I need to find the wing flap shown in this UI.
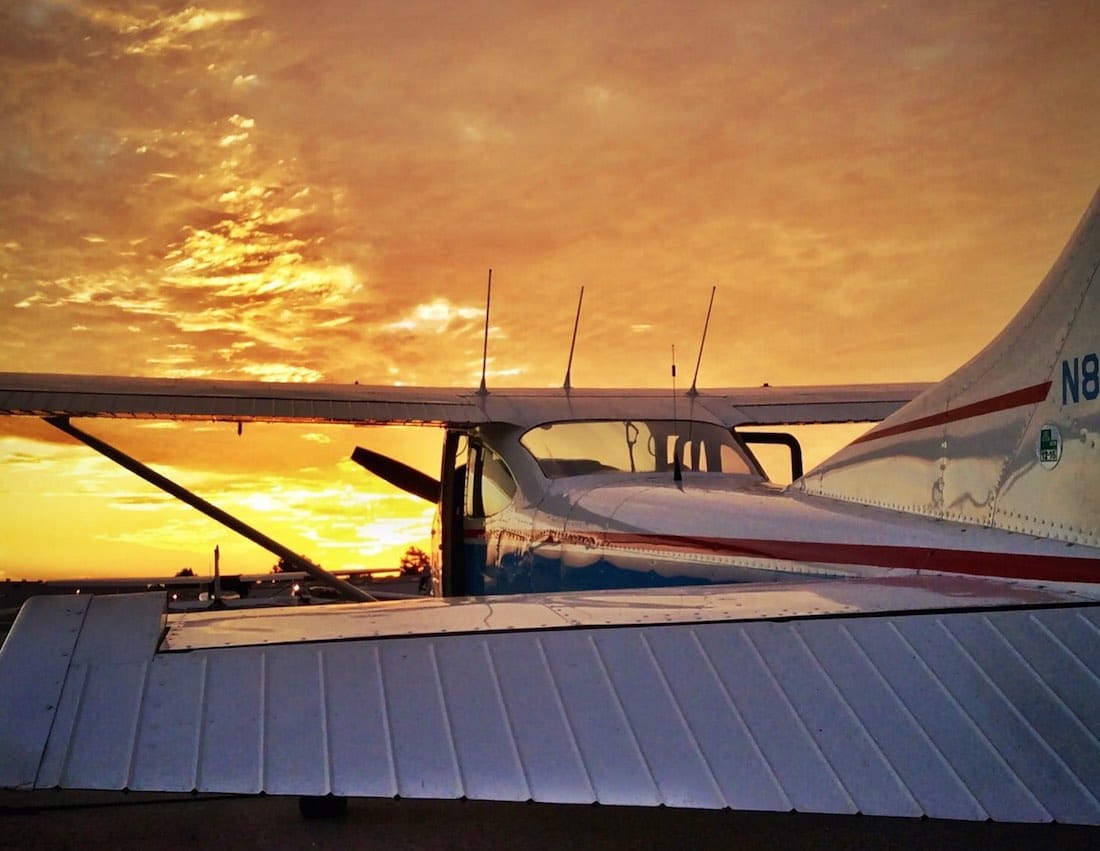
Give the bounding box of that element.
[710,382,932,426]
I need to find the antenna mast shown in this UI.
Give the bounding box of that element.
[689,285,716,396]
[563,286,585,392]
[478,268,492,395]
[672,345,682,483]
[671,344,677,417]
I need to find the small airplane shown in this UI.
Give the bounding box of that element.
[2,189,1098,598]
[1,185,1098,824]
[0,367,929,602]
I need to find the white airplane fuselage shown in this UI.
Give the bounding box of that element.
[432,415,1099,597]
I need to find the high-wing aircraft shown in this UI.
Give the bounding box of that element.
[0,359,930,600]
[2,186,1097,596]
[1,185,1099,825]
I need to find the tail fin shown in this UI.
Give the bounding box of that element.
[798,185,1100,549]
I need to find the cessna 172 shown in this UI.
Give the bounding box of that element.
[1,185,1099,824]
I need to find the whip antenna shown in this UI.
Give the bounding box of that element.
[563,286,585,392]
[672,345,682,483]
[671,344,677,418]
[689,285,716,396]
[478,268,492,395]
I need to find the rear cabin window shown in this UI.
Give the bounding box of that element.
[465,444,517,517]
[520,420,756,479]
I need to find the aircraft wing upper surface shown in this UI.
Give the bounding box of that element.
[0,372,929,428]
[3,577,1100,823]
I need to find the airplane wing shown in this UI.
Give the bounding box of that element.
[0,372,491,426]
[2,577,1099,823]
[0,372,929,427]
[704,382,933,426]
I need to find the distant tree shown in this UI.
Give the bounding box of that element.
[400,546,431,575]
[174,567,196,577]
[272,557,315,573]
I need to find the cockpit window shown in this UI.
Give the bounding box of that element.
[520,420,757,479]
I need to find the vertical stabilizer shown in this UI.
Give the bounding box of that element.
[798,186,1100,549]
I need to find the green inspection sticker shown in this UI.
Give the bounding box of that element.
[1036,424,1062,469]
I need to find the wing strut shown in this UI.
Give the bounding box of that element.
[45,416,375,603]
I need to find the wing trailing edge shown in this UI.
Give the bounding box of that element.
[0,372,927,428]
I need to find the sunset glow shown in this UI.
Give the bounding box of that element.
[1,1,1098,579]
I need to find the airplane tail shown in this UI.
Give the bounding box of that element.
[797,185,1100,550]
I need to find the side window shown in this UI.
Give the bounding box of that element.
[465,443,517,518]
[718,444,744,474]
[481,449,516,515]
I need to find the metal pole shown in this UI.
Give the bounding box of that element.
[478,268,492,395]
[46,416,374,603]
[563,286,585,392]
[689,285,716,396]
[213,545,223,604]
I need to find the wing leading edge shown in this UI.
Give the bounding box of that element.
[0,372,928,428]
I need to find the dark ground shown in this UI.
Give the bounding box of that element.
[1,790,1098,851]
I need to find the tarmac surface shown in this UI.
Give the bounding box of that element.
[1,790,1099,850]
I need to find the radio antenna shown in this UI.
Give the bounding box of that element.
[688,285,716,396]
[671,344,682,483]
[563,286,585,392]
[671,344,678,418]
[478,268,492,395]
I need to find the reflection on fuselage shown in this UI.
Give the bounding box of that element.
[441,418,800,596]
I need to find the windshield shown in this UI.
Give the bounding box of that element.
[520,420,757,479]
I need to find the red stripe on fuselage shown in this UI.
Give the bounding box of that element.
[465,527,1100,583]
[851,381,1052,445]
[600,532,1098,582]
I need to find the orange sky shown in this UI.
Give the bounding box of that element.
[1,1,1098,579]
